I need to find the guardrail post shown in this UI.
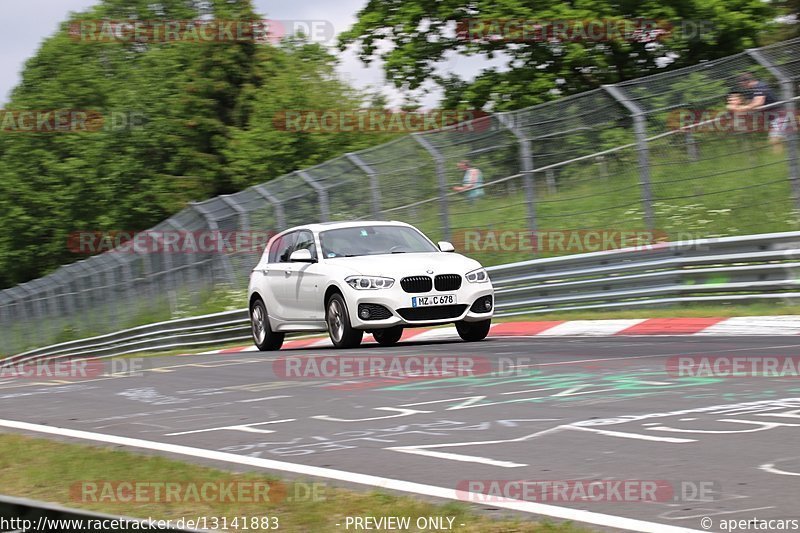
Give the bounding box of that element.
[602,84,655,231]
[297,170,330,222]
[747,48,800,215]
[190,202,237,286]
[496,113,537,255]
[253,184,286,231]
[346,152,382,218]
[412,133,451,241]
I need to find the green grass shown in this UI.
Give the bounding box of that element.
[411,134,799,267]
[0,434,592,533]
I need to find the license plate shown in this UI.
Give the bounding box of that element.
[411,294,456,307]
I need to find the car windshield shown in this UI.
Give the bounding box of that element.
[319,225,438,258]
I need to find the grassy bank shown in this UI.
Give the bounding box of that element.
[0,434,589,533]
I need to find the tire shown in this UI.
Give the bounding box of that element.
[455,319,491,342]
[373,326,403,347]
[326,293,363,349]
[250,298,285,351]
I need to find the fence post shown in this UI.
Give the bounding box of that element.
[0,293,10,355]
[190,202,237,286]
[90,258,119,335]
[107,254,134,330]
[49,269,72,318]
[346,152,382,218]
[297,171,330,222]
[165,218,193,311]
[11,285,31,354]
[72,259,92,322]
[253,184,286,231]
[747,48,800,215]
[412,133,451,241]
[496,113,537,254]
[602,84,655,231]
[4,287,27,354]
[219,194,250,231]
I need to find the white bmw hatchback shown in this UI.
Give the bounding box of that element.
[248,221,494,350]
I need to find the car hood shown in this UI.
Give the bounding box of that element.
[324,252,482,277]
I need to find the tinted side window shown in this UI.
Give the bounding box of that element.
[293,231,317,260]
[268,232,296,263]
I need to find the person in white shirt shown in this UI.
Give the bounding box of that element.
[453,160,485,202]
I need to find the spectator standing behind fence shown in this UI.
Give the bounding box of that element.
[727,72,785,154]
[453,160,485,202]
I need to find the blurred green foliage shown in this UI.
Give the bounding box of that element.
[340,0,779,110]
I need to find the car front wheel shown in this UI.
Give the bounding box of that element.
[326,293,363,349]
[251,299,285,351]
[455,319,491,342]
[373,326,403,346]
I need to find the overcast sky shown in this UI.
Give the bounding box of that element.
[0,0,499,107]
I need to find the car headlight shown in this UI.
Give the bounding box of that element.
[465,268,489,283]
[346,276,395,290]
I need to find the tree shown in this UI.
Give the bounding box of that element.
[339,0,778,111]
[224,39,397,190]
[0,0,390,287]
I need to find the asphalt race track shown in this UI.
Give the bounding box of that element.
[2,335,800,533]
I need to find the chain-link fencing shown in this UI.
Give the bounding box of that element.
[3,38,800,355]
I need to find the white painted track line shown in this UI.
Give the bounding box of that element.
[0,418,703,533]
[697,315,800,335]
[407,326,459,343]
[534,319,647,336]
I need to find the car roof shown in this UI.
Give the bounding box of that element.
[280,220,412,234]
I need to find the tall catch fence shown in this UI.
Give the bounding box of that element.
[3,38,800,355]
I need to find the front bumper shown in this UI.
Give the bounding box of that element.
[343,282,494,329]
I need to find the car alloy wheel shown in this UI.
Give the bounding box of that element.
[326,293,363,348]
[250,299,285,351]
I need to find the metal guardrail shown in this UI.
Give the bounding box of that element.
[0,494,201,532]
[4,230,800,364]
[3,309,251,367]
[490,231,800,315]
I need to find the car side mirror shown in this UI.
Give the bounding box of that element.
[438,241,455,252]
[289,249,315,263]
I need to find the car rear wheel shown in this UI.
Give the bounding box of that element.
[251,299,285,351]
[326,293,363,349]
[455,319,491,342]
[373,326,403,346]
